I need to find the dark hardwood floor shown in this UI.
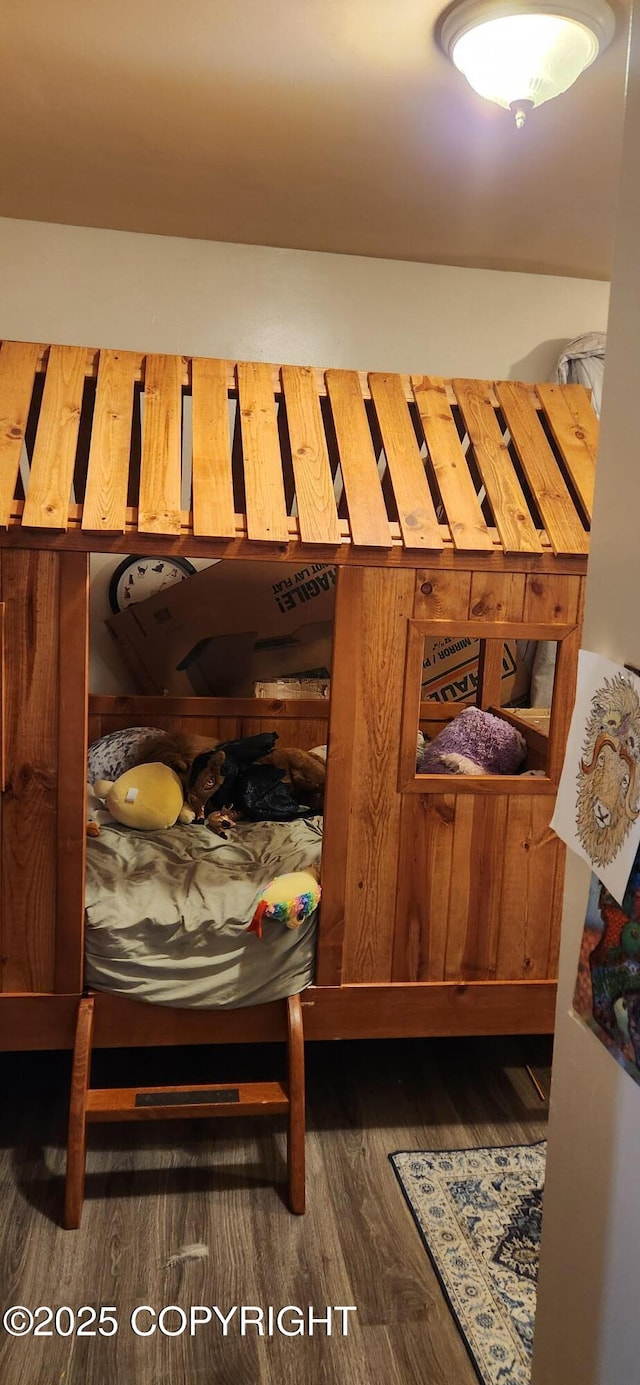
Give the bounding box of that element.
[0,1034,551,1385]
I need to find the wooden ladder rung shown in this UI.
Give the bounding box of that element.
[86,1081,289,1122]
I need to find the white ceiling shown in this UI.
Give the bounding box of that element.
[0,0,630,279]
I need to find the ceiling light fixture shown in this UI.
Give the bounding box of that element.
[440,0,615,128]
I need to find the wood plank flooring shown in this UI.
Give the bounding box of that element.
[0,1035,551,1385]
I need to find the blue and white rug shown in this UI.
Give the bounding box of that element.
[390,1143,546,1385]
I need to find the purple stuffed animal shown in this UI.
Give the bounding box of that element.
[419,706,527,776]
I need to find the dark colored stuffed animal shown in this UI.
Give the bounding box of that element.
[135,729,323,826]
[258,746,325,813]
[187,733,312,824]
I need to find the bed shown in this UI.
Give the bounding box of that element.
[84,815,322,1008]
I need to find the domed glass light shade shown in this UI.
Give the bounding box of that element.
[440,0,615,126]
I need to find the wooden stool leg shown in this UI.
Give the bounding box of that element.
[63,996,95,1229]
[286,993,305,1214]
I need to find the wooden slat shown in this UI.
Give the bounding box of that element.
[0,341,42,527]
[22,345,87,529]
[0,599,4,793]
[236,361,289,543]
[138,353,183,534]
[496,381,589,556]
[496,796,560,979]
[453,378,542,553]
[339,568,415,981]
[476,639,505,709]
[316,568,364,986]
[443,796,476,979]
[82,349,139,532]
[547,623,581,782]
[368,373,443,549]
[411,376,493,551]
[557,383,599,460]
[445,796,509,981]
[55,554,88,993]
[392,795,455,982]
[325,370,392,548]
[535,381,597,519]
[191,357,236,539]
[1,552,59,992]
[280,365,340,545]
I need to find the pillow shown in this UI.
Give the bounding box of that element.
[88,726,164,786]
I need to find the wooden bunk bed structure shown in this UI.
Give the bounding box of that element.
[0,340,596,1061]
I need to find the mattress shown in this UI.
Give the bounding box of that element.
[85,816,322,1009]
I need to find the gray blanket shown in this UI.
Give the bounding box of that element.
[85,817,322,1009]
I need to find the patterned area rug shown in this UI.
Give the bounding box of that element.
[390,1143,546,1385]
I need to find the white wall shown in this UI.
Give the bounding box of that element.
[0,216,609,382]
[532,14,640,1385]
[0,215,611,692]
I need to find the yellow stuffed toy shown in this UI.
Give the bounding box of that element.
[93,763,196,832]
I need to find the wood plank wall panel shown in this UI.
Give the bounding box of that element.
[1,551,59,991]
[469,572,526,622]
[444,796,509,980]
[336,567,415,983]
[392,794,455,981]
[496,381,589,556]
[522,573,581,625]
[55,553,88,993]
[241,717,328,751]
[0,340,41,527]
[476,640,506,709]
[82,350,140,532]
[88,714,244,743]
[315,568,365,986]
[138,354,183,534]
[237,362,289,543]
[453,378,541,554]
[495,796,560,979]
[281,366,341,546]
[547,622,581,783]
[22,345,87,529]
[393,790,562,984]
[536,382,597,518]
[0,601,5,792]
[414,569,472,619]
[411,376,493,552]
[191,357,236,539]
[368,372,443,550]
[325,370,393,548]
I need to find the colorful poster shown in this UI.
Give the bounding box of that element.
[551,651,640,905]
[573,848,640,1086]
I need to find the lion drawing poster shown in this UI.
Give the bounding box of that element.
[551,651,640,905]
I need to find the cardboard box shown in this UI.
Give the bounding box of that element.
[107,560,336,696]
[421,636,531,706]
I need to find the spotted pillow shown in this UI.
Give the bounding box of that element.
[87,727,164,786]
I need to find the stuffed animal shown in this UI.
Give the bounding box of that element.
[419,707,527,776]
[92,763,196,831]
[258,746,326,812]
[248,869,322,939]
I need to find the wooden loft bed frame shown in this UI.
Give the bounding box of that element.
[0,340,596,1053]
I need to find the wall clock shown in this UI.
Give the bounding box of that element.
[108,555,197,614]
